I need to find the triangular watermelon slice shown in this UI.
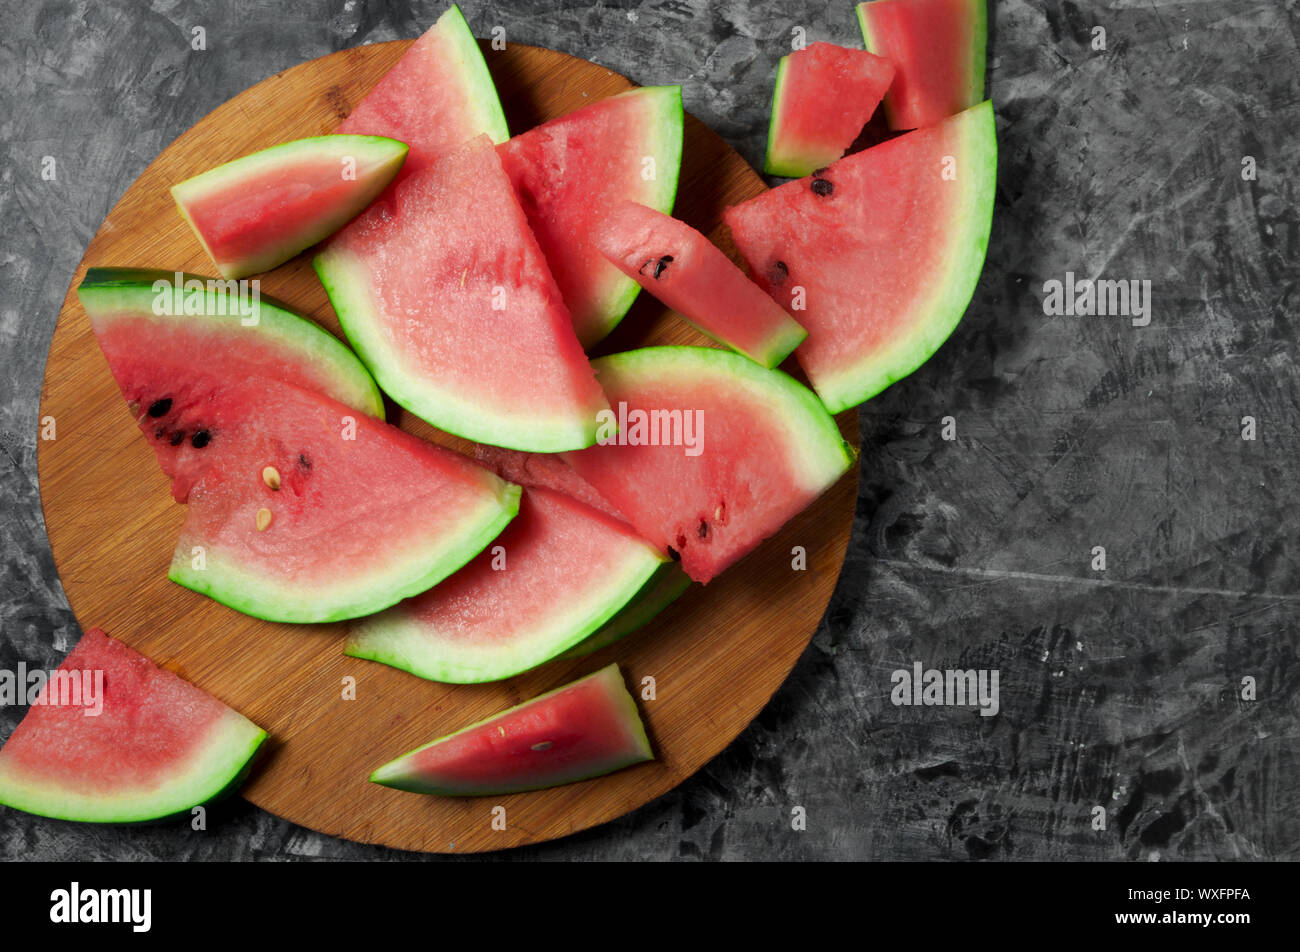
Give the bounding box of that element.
[0,629,266,823]
[497,86,684,347]
[315,134,610,452]
[80,269,521,623]
[347,486,666,683]
[724,100,997,414]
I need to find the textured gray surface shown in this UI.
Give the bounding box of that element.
[1,0,1298,860]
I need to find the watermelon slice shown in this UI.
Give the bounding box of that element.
[765,42,895,178]
[315,134,610,452]
[497,86,684,347]
[170,135,408,279]
[591,201,807,368]
[335,3,508,173]
[0,629,266,823]
[370,663,652,795]
[347,487,666,683]
[80,269,522,623]
[856,0,987,131]
[560,561,692,659]
[724,101,996,414]
[563,347,854,584]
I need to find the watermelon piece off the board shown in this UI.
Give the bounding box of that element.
[765,42,895,178]
[335,3,508,174]
[170,135,408,279]
[591,201,807,369]
[856,0,987,131]
[724,101,997,414]
[370,664,652,796]
[80,269,521,623]
[497,86,684,347]
[0,629,266,823]
[315,134,610,452]
[347,487,666,683]
[564,347,855,584]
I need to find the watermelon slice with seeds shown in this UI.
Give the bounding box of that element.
[764,42,895,178]
[563,346,855,584]
[347,486,666,683]
[170,135,408,279]
[498,86,684,347]
[80,268,521,623]
[0,628,266,823]
[315,134,610,452]
[856,0,987,131]
[370,663,653,796]
[725,101,996,414]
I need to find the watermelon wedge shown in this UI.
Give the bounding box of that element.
[856,0,987,131]
[765,42,895,178]
[315,134,610,452]
[563,347,855,584]
[724,101,996,414]
[335,3,508,172]
[370,664,653,795]
[80,269,522,623]
[0,629,266,823]
[560,561,692,658]
[347,487,666,683]
[591,201,807,368]
[170,135,408,279]
[497,86,684,347]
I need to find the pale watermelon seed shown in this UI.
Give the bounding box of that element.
[256,508,273,531]
[262,466,281,491]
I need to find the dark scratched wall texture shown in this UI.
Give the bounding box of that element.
[1,0,1297,860]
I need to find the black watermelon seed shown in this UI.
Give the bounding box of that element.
[190,430,211,449]
[298,453,311,470]
[638,258,657,276]
[767,260,789,285]
[697,520,709,539]
[811,167,828,178]
[153,426,165,439]
[169,430,185,446]
[652,255,674,279]
[811,178,834,197]
[666,545,681,562]
[147,398,172,418]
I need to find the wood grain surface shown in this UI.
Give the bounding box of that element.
[36,39,860,853]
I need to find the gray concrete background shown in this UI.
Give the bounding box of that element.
[1,0,1298,860]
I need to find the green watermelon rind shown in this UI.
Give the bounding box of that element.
[170,135,410,280]
[856,0,987,131]
[582,85,686,345]
[559,561,692,659]
[369,663,653,796]
[439,3,510,145]
[814,100,997,413]
[345,522,667,683]
[0,711,266,824]
[77,267,385,421]
[168,481,523,625]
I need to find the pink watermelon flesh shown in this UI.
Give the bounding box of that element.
[335,4,508,176]
[856,0,986,131]
[315,134,610,453]
[724,101,997,414]
[591,201,807,369]
[347,486,665,683]
[0,629,266,823]
[171,136,408,279]
[563,347,854,584]
[765,42,895,178]
[472,443,626,523]
[497,86,684,347]
[370,663,653,795]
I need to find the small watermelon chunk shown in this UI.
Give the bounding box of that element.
[315,134,610,452]
[335,4,508,173]
[497,86,684,347]
[765,42,895,178]
[171,136,408,279]
[347,487,666,683]
[856,0,987,131]
[0,629,266,823]
[591,201,807,368]
[725,101,996,413]
[563,347,854,584]
[370,664,652,796]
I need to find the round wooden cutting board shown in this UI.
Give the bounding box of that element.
[36,39,860,853]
